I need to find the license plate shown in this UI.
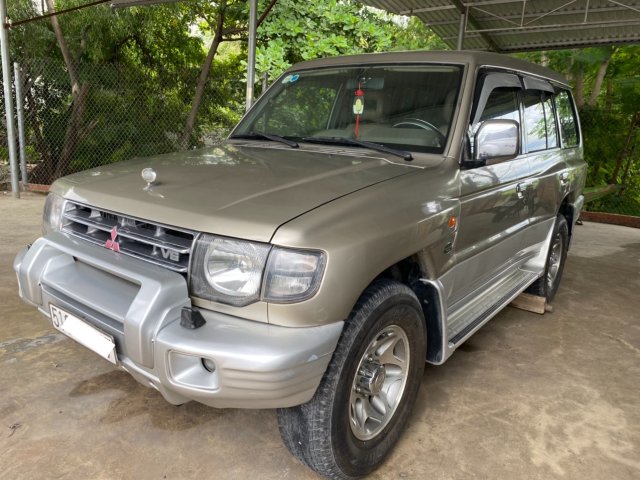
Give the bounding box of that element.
[49,304,117,365]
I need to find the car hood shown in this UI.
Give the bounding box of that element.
[55,142,417,242]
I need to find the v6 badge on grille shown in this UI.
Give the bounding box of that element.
[160,248,180,262]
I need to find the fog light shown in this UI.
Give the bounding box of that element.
[201,358,216,373]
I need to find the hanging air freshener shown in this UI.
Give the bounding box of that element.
[353,82,364,138]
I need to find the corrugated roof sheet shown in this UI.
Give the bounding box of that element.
[360,0,640,51]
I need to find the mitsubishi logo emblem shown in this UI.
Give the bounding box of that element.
[105,227,121,253]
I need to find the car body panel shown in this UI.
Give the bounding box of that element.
[452,156,532,308]
[270,159,460,327]
[53,143,416,243]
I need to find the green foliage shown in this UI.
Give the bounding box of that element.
[4,0,450,180]
[258,81,338,137]
[255,0,447,80]
[579,110,626,183]
[5,0,244,181]
[387,16,447,52]
[517,46,640,215]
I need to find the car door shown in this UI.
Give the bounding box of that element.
[521,81,575,252]
[450,72,531,309]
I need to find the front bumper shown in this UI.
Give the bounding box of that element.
[14,232,343,408]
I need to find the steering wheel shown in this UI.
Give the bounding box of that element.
[392,118,446,146]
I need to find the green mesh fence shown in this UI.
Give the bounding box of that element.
[1,57,245,187]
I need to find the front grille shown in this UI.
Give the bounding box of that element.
[62,201,196,273]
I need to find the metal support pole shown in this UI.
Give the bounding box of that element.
[0,0,19,198]
[14,62,27,185]
[456,10,468,50]
[245,0,257,111]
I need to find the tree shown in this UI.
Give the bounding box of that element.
[7,0,216,182]
[179,0,278,148]
[520,46,640,214]
[44,0,95,180]
[255,0,447,82]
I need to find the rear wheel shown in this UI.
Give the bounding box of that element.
[527,214,569,302]
[277,279,426,479]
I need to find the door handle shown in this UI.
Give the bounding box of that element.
[560,171,569,186]
[516,182,528,199]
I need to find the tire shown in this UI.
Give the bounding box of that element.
[526,214,569,302]
[277,279,427,479]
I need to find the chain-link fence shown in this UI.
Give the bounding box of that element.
[1,56,245,188]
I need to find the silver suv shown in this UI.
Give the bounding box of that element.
[15,51,586,479]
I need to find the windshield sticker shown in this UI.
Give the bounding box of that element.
[282,74,300,84]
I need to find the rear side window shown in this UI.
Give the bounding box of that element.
[522,91,558,152]
[543,96,558,149]
[555,90,579,148]
[522,92,546,152]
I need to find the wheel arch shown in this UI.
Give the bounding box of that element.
[558,193,576,242]
[372,253,446,364]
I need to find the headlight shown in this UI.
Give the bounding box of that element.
[42,193,66,235]
[191,234,271,306]
[191,235,326,306]
[262,247,325,303]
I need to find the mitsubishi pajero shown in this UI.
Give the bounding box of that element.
[15,51,586,479]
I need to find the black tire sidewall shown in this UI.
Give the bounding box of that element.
[545,215,569,302]
[329,286,426,477]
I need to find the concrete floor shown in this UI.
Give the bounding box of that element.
[1,192,639,480]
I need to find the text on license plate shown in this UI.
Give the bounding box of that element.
[49,304,117,365]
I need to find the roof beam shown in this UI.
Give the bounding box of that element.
[450,0,502,51]
[465,18,640,35]
[399,5,456,14]
[500,36,640,52]
[419,4,640,27]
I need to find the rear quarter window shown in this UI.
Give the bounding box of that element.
[522,91,547,152]
[555,90,579,148]
[522,90,558,152]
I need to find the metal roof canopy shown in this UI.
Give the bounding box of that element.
[360,0,640,52]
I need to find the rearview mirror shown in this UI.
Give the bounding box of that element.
[346,77,385,90]
[474,120,519,165]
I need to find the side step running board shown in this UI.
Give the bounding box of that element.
[447,269,539,348]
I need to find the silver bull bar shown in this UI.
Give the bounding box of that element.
[14,232,343,408]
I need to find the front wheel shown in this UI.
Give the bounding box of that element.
[277,279,426,479]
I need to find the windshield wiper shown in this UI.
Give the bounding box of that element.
[230,131,299,148]
[301,136,412,161]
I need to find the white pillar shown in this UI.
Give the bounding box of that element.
[245,0,257,111]
[457,10,468,51]
[0,0,19,197]
[14,62,27,185]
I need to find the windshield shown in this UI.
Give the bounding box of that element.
[233,64,463,154]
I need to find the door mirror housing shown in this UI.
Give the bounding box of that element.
[472,120,519,166]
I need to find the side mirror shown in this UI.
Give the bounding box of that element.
[474,119,519,165]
